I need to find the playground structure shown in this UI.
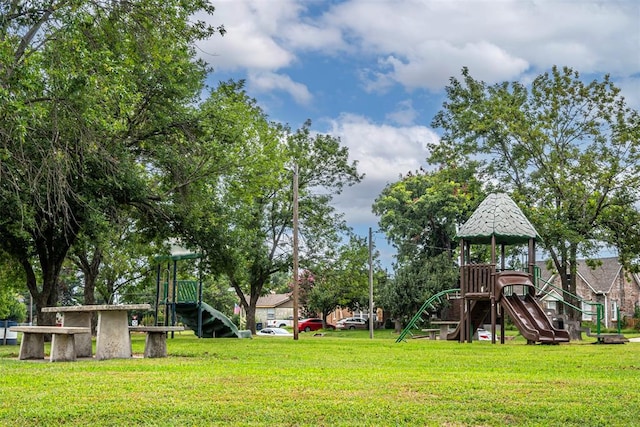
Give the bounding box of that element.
[154,251,250,339]
[398,193,572,344]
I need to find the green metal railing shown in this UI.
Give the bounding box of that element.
[396,288,461,343]
[162,280,199,304]
[533,267,604,335]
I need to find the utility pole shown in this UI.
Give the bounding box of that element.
[369,227,374,339]
[292,164,300,340]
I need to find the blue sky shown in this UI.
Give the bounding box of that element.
[196,0,640,269]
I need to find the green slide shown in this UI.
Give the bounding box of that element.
[175,301,250,338]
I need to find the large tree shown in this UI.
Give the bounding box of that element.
[429,66,640,323]
[305,234,375,326]
[0,1,224,324]
[373,166,483,328]
[67,214,163,307]
[374,166,483,262]
[174,82,363,334]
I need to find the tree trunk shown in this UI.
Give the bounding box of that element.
[229,264,270,335]
[248,288,262,334]
[244,306,256,333]
[76,247,101,333]
[394,319,402,334]
[81,247,101,306]
[232,281,258,334]
[22,258,60,326]
[564,320,582,341]
[566,244,579,322]
[322,309,330,329]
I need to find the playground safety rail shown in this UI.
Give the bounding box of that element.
[396,288,461,343]
[533,269,604,335]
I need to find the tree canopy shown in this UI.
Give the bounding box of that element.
[304,234,376,324]
[171,82,363,333]
[373,166,483,262]
[0,0,224,323]
[429,66,640,320]
[373,166,483,326]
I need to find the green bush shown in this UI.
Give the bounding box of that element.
[0,293,26,322]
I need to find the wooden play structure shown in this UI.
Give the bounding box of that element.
[453,193,569,344]
[397,193,570,344]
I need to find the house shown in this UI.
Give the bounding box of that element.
[242,293,294,327]
[237,289,387,329]
[536,257,640,328]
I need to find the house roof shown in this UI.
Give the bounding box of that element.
[255,293,292,308]
[577,258,623,294]
[536,257,624,294]
[457,193,539,245]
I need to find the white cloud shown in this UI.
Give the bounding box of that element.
[195,1,297,71]
[201,0,639,93]
[281,20,346,52]
[617,76,640,110]
[374,40,529,91]
[248,71,313,106]
[326,113,439,225]
[323,0,639,89]
[386,99,419,126]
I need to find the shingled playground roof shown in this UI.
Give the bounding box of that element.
[457,193,540,245]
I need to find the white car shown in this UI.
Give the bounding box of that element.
[256,327,293,337]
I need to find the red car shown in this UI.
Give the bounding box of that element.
[298,318,334,332]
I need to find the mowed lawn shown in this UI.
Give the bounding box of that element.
[0,330,638,426]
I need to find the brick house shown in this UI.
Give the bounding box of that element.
[536,257,640,328]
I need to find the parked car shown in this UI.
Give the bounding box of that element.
[256,327,293,337]
[266,316,301,328]
[336,317,368,330]
[298,318,334,332]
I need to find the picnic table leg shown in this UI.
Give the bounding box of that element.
[144,332,168,358]
[439,325,449,340]
[61,312,92,358]
[18,333,45,360]
[50,334,77,362]
[96,311,133,360]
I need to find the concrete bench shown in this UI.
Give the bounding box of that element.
[129,326,184,358]
[580,327,628,344]
[11,326,91,362]
[420,328,440,340]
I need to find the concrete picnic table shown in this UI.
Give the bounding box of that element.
[430,320,460,340]
[42,304,151,360]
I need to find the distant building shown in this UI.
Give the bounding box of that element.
[536,257,640,328]
[239,292,383,329]
[240,293,293,327]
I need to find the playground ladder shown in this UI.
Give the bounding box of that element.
[396,288,461,343]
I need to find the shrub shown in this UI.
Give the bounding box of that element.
[0,293,27,322]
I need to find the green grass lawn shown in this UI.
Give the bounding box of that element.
[0,329,638,426]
